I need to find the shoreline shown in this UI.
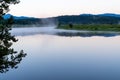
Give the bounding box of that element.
[57,24,120,32]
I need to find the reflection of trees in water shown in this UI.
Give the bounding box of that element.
[0,0,26,73]
[56,32,119,37]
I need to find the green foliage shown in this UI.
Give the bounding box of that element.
[58,24,120,31]
[0,0,26,73]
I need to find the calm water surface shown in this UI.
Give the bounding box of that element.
[1,27,120,80]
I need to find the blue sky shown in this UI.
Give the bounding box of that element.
[9,0,120,18]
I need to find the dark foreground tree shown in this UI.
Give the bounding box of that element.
[0,0,26,73]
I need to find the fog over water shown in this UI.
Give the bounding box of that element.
[11,25,120,37]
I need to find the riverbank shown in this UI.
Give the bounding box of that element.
[57,24,120,31]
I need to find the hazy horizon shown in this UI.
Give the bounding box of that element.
[8,0,120,18]
[6,13,120,19]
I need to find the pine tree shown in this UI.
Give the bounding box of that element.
[0,0,26,73]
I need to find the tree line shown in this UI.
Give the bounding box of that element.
[12,14,120,26]
[56,15,120,25]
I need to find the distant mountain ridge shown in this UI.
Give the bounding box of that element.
[97,13,120,17]
[3,14,37,19]
[55,13,120,25]
[3,13,120,25]
[3,13,120,19]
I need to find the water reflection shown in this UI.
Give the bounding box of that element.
[0,27,26,73]
[0,49,26,73]
[56,32,119,37]
[1,33,120,80]
[11,27,120,37]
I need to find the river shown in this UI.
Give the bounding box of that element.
[1,26,120,80]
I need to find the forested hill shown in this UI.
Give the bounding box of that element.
[55,13,120,25]
[4,13,120,25]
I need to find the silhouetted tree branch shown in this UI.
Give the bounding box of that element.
[0,0,26,73]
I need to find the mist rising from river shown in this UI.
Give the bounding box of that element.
[10,26,120,37]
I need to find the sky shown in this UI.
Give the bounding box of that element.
[9,0,120,18]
